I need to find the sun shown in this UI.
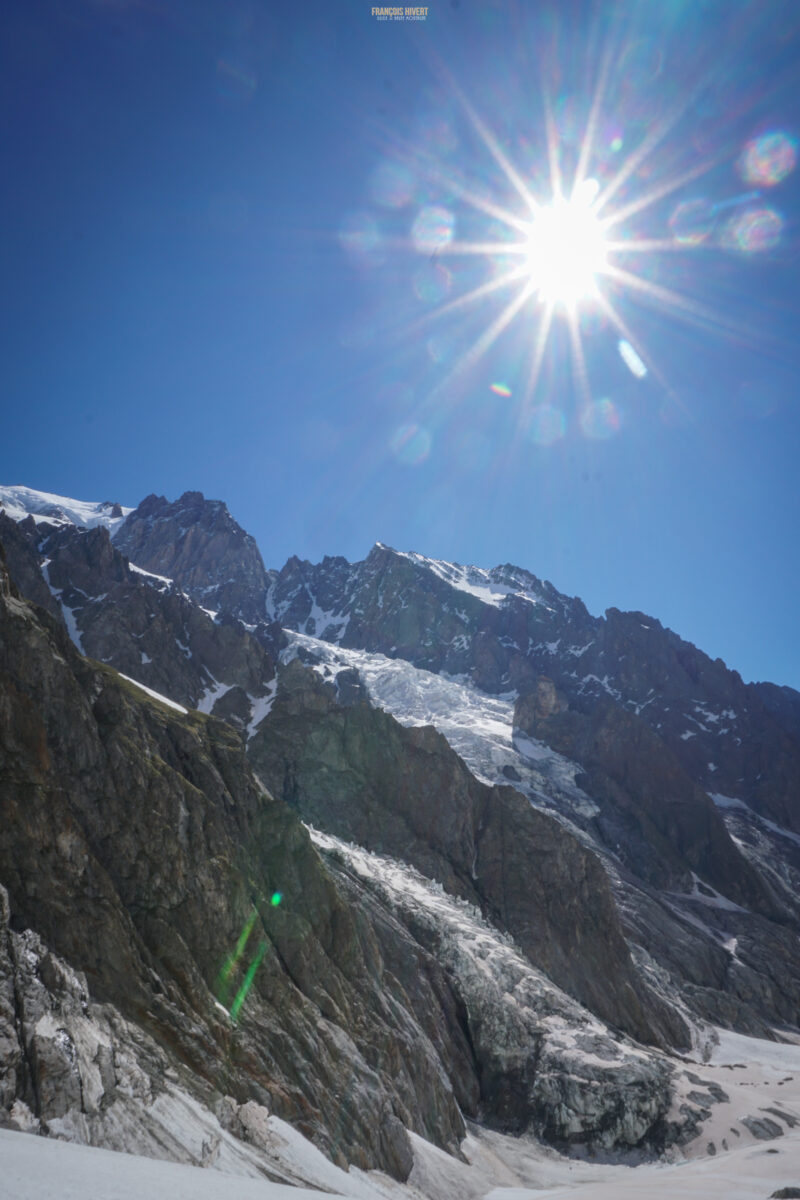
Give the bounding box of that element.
[372,52,785,431]
[523,178,608,311]
[385,66,739,412]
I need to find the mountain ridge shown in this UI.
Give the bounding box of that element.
[2,481,800,1189]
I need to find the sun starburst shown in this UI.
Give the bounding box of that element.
[338,34,797,468]
[369,52,791,444]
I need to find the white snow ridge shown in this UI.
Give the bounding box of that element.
[0,485,132,533]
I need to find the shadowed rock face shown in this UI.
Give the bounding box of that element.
[0,513,62,620]
[113,491,271,625]
[514,677,569,728]
[0,511,277,728]
[0,545,471,1179]
[516,692,785,915]
[250,659,688,1051]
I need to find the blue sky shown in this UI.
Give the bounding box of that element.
[2,0,800,689]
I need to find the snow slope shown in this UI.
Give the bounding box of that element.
[0,485,131,533]
[388,546,553,610]
[117,673,188,714]
[0,1128,379,1200]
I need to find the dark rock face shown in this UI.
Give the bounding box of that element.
[250,660,688,1052]
[3,516,276,729]
[514,677,569,731]
[0,512,61,620]
[525,695,782,914]
[258,543,800,1039]
[0,549,470,1177]
[114,491,271,625]
[318,837,678,1153]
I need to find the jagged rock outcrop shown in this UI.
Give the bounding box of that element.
[0,881,412,1186]
[513,677,569,730]
[0,513,276,728]
[113,491,271,624]
[318,834,679,1152]
[0,512,61,620]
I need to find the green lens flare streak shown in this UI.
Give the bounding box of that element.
[215,905,259,1004]
[215,893,282,1014]
[230,940,268,1023]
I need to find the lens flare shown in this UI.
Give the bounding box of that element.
[738,131,798,187]
[229,940,267,1023]
[721,207,783,253]
[618,340,647,379]
[411,206,455,253]
[385,47,772,443]
[668,197,715,245]
[580,398,621,439]
[216,906,259,1005]
[527,406,566,446]
[390,423,432,465]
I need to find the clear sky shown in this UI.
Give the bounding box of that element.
[2,0,800,689]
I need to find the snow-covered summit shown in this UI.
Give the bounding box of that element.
[0,485,131,534]
[376,543,551,609]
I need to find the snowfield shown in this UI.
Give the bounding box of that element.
[0,1127,371,1200]
[0,485,132,533]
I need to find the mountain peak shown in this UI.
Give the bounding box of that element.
[114,491,269,623]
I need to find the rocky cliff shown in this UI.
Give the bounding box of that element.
[0,546,466,1176]
[0,534,699,1179]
